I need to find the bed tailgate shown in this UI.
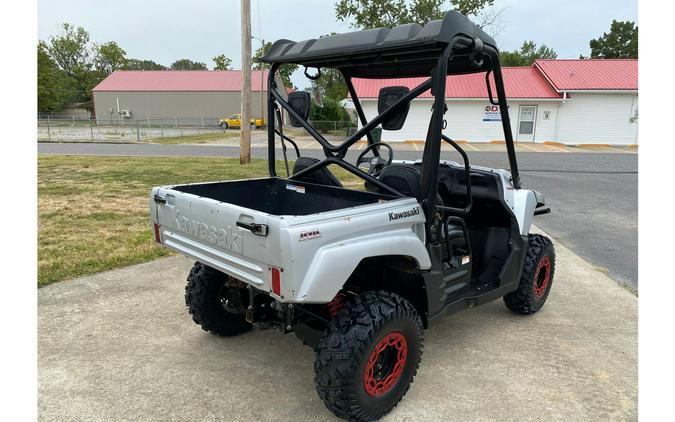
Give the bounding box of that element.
[150,186,284,290]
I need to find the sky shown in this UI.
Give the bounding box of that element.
[37,0,637,89]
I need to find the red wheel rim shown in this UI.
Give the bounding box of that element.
[364,332,408,397]
[533,255,552,299]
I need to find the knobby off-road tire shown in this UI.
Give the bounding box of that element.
[504,234,556,314]
[185,262,252,336]
[314,291,423,422]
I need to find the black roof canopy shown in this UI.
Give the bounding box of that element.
[261,11,498,78]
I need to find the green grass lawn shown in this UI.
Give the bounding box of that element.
[38,155,360,286]
[149,131,239,144]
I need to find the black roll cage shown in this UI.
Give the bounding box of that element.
[265,36,521,231]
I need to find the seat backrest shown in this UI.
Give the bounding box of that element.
[377,164,421,197]
[291,157,343,187]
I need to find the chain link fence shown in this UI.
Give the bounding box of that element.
[37,114,357,143]
[37,116,232,143]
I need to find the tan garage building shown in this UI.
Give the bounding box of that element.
[92,70,287,126]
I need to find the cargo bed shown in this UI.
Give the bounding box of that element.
[150,177,426,301]
[171,177,394,216]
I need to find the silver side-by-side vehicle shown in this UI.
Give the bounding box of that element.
[149,11,556,422]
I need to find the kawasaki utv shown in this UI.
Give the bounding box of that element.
[149,10,555,421]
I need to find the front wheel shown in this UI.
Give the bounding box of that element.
[504,234,556,314]
[314,291,423,421]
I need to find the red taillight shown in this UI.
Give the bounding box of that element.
[271,267,281,296]
[153,223,162,244]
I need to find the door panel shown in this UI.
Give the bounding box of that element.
[517,106,537,142]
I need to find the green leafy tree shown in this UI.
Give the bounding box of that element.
[335,0,495,29]
[125,59,167,70]
[44,23,94,103]
[94,41,128,74]
[309,97,351,126]
[589,20,638,59]
[253,41,298,89]
[38,41,72,112]
[453,0,495,16]
[170,59,208,70]
[212,54,233,70]
[500,41,558,66]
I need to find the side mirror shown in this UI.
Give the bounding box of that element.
[287,91,311,127]
[378,86,410,131]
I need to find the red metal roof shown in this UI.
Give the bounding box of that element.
[92,70,270,92]
[351,67,561,99]
[534,59,638,91]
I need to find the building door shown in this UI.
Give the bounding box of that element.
[517,105,538,142]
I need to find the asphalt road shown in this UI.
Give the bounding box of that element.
[38,143,638,289]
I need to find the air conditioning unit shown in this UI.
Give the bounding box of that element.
[120,110,132,118]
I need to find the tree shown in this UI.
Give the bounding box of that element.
[309,96,351,127]
[44,23,94,103]
[213,54,233,70]
[125,59,167,70]
[500,41,558,66]
[45,23,92,78]
[589,20,638,59]
[94,41,128,74]
[253,41,298,89]
[170,59,208,70]
[335,0,495,29]
[313,68,349,102]
[38,42,72,112]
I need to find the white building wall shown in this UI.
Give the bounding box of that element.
[555,93,638,145]
[360,99,561,143]
[358,93,638,145]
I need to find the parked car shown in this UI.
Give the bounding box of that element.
[218,113,264,129]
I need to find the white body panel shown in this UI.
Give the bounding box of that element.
[150,185,429,304]
[149,162,539,304]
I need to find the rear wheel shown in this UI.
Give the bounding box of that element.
[314,291,423,421]
[185,262,252,336]
[504,234,556,314]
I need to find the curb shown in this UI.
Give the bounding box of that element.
[574,143,612,148]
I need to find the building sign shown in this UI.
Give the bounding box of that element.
[483,105,506,121]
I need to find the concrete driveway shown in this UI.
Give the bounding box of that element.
[38,232,637,421]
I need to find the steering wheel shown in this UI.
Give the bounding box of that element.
[356,142,394,177]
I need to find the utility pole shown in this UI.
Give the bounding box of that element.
[240,0,252,164]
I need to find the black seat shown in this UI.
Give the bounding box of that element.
[376,164,421,197]
[292,157,342,187]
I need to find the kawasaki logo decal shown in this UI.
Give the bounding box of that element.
[388,207,420,221]
[174,212,243,253]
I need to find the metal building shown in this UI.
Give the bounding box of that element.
[348,59,638,145]
[92,70,286,125]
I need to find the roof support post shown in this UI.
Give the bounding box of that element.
[267,63,279,177]
[419,45,453,238]
[487,47,521,189]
